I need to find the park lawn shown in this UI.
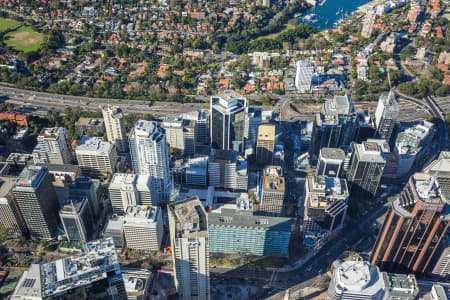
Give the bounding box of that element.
[4,26,43,53]
[257,20,298,40]
[0,17,20,32]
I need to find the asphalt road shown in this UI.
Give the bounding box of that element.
[0,85,208,117]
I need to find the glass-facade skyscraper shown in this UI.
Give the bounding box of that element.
[210,93,247,153]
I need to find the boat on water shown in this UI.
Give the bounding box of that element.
[318,0,326,6]
[303,13,318,22]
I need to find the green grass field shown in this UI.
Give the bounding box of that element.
[4,26,43,53]
[0,17,20,32]
[257,20,298,40]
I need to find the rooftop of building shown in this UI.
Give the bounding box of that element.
[211,91,246,111]
[6,153,34,166]
[333,260,384,295]
[411,173,445,204]
[209,207,291,231]
[257,124,276,140]
[396,121,435,154]
[424,151,450,177]
[39,127,65,139]
[13,264,41,298]
[75,117,104,126]
[307,175,349,199]
[180,109,208,121]
[262,166,285,193]
[382,272,418,299]
[123,205,160,226]
[168,196,208,237]
[366,139,390,154]
[162,116,190,128]
[39,238,118,297]
[109,173,152,191]
[70,176,97,190]
[0,176,16,198]
[122,269,152,298]
[60,197,87,214]
[356,142,386,163]
[102,105,123,119]
[378,90,399,111]
[133,120,164,140]
[321,95,354,117]
[15,166,47,189]
[320,147,346,161]
[104,217,124,234]
[76,136,114,155]
[36,164,79,176]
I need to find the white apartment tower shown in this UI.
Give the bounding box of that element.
[108,173,156,215]
[32,127,73,165]
[123,205,163,252]
[75,136,118,179]
[129,120,172,203]
[295,60,315,93]
[102,105,128,153]
[168,197,210,300]
[361,10,377,39]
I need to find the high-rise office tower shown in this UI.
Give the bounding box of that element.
[245,107,262,146]
[59,197,94,242]
[361,10,376,38]
[310,95,356,161]
[355,110,376,143]
[370,173,449,275]
[32,127,73,165]
[374,90,399,144]
[316,148,346,178]
[101,105,128,153]
[395,120,435,177]
[208,149,248,191]
[75,136,118,179]
[431,237,449,281]
[168,197,210,300]
[129,120,171,203]
[210,92,247,152]
[12,238,127,300]
[347,141,386,198]
[326,260,385,300]
[0,176,27,235]
[209,205,291,257]
[162,117,196,155]
[256,124,276,165]
[69,176,100,218]
[303,175,349,234]
[259,165,285,216]
[12,166,60,240]
[122,205,164,252]
[424,151,450,200]
[181,110,210,145]
[108,173,156,215]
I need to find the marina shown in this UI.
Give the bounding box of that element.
[299,0,372,30]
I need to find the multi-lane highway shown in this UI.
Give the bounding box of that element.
[0,85,208,117]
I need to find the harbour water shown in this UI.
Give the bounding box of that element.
[299,0,372,30]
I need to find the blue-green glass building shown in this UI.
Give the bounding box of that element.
[209,208,291,257]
